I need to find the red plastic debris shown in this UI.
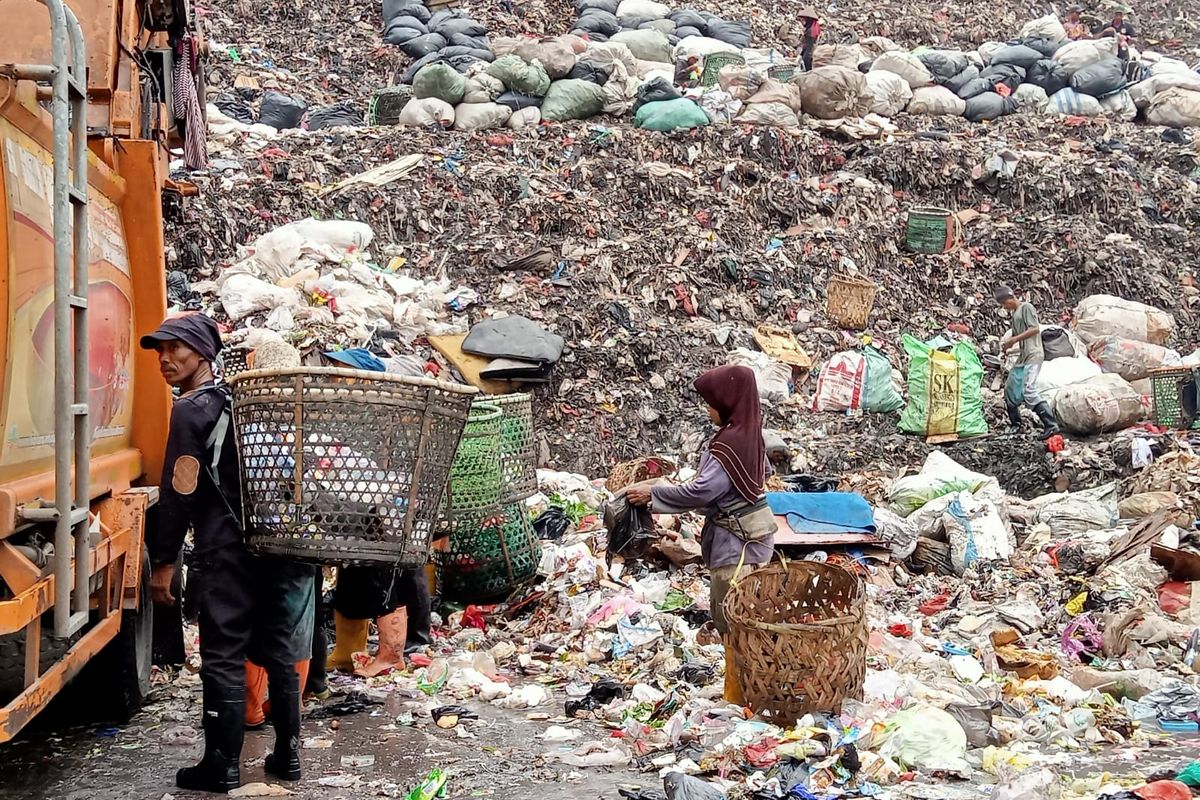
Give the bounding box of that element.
[919,594,951,616]
[1134,781,1193,800]
[888,623,914,638]
[1046,434,1066,453]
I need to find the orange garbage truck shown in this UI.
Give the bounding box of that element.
[0,0,201,740]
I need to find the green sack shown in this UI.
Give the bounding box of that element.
[863,346,904,413]
[412,63,468,105]
[540,79,606,121]
[898,335,987,437]
[486,55,551,97]
[634,98,709,132]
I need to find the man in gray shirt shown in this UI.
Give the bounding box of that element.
[996,286,1060,439]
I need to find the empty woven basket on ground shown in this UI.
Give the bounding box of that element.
[824,274,878,330]
[724,560,867,723]
[435,501,542,602]
[230,367,477,566]
[481,393,537,502]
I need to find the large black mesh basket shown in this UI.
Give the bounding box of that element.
[229,367,477,566]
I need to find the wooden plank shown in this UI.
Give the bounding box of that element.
[429,334,514,395]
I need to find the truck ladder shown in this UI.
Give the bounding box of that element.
[8,0,91,638]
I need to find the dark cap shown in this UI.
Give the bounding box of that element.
[139,313,222,362]
[993,285,1016,302]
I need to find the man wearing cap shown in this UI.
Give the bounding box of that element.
[798,7,821,72]
[141,313,314,793]
[995,287,1060,440]
[1095,7,1136,58]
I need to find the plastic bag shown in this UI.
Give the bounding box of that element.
[516,38,577,80]
[1073,294,1175,345]
[1088,336,1182,382]
[706,19,751,48]
[736,101,799,127]
[413,63,469,104]
[877,705,971,774]
[865,70,912,115]
[1028,59,1068,95]
[259,91,307,129]
[964,92,1016,122]
[397,97,456,127]
[487,55,552,96]
[898,335,986,437]
[1129,72,1200,109]
[506,106,541,129]
[609,29,671,63]
[453,101,512,130]
[540,79,607,120]
[919,50,969,82]
[573,9,620,36]
[219,274,302,321]
[400,32,447,59]
[634,75,681,111]
[874,507,918,560]
[1055,374,1144,435]
[888,452,998,517]
[979,63,1026,92]
[462,73,505,103]
[943,65,980,95]
[728,348,790,403]
[746,79,803,112]
[1054,38,1117,76]
[1021,14,1068,43]
[814,43,868,70]
[603,493,655,560]
[1048,87,1103,116]
[615,0,668,20]
[794,66,873,119]
[495,91,543,111]
[988,44,1043,69]
[942,492,1012,574]
[907,85,966,115]
[1070,57,1126,97]
[871,51,933,88]
[633,97,709,130]
[699,90,742,123]
[1148,87,1200,128]
[383,0,430,24]
[718,65,766,101]
[1012,83,1050,113]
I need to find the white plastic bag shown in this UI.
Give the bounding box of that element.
[942,491,1013,574]
[218,274,302,321]
[1054,38,1117,76]
[615,0,669,21]
[453,102,513,131]
[864,70,912,116]
[728,348,792,403]
[877,705,971,774]
[1033,483,1118,537]
[888,451,1000,517]
[397,97,455,127]
[1073,294,1175,344]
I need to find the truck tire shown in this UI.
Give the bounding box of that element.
[0,622,80,706]
[77,550,154,722]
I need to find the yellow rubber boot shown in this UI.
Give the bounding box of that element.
[723,643,744,706]
[326,612,369,672]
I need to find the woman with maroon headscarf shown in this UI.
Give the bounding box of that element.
[627,365,776,704]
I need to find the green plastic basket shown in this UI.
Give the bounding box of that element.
[701,52,747,87]
[482,393,537,502]
[368,85,413,126]
[767,64,797,81]
[443,404,504,512]
[906,207,957,254]
[1150,367,1200,429]
[436,502,542,601]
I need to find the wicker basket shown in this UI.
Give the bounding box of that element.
[1150,367,1200,429]
[229,367,477,566]
[824,274,878,330]
[220,347,251,381]
[481,393,538,502]
[724,561,867,723]
[606,456,678,493]
[701,52,747,87]
[436,502,542,601]
[443,404,505,512]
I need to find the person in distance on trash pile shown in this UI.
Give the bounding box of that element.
[626,365,776,707]
[142,313,315,794]
[1095,5,1136,58]
[1064,4,1089,39]
[995,286,1061,441]
[798,6,822,73]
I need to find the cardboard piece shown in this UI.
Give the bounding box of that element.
[428,334,514,395]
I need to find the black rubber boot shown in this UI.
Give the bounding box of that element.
[177,689,244,793]
[1033,401,1061,440]
[264,671,302,782]
[1006,404,1025,432]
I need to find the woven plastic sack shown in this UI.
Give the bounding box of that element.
[462,73,505,103]
[813,43,868,70]
[515,39,577,79]
[1087,336,1181,382]
[487,55,552,97]
[1055,374,1143,434]
[812,347,903,413]
[673,35,740,60]
[1073,294,1175,344]
[1099,90,1137,121]
[907,85,966,116]
[397,97,455,127]
[964,92,1016,122]
[942,492,1012,574]
[737,101,799,127]
[610,29,671,63]
[1147,87,1200,127]
[616,0,668,20]
[1013,83,1050,113]
[1130,72,1200,109]
[919,50,969,82]
[871,51,933,88]
[633,97,709,131]
[453,101,512,131]
[794,66,872,119]
[747,79,803,113]
[506,106,541,129]
[541,79,607,120]
[1054,38,1117,76]
[1021,14,1068,43]
[413,63,469,104]
[719,65,766,101]
[865,70,912,116]
[699,89,742,122]
[1048,87,1103,116]
[898,335,987,438]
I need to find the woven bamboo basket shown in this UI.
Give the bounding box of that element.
[435,501,542,601]
[220,347,251,381]
[724,561,867,723]
[824,274,878,331]
[701,52,746,86]
[229,367,477,566]
[481,393,538,502]
[606,456,678,492]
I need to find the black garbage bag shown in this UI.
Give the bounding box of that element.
[213,92,255,124]
[445,32,489,50]
[383,0,430,25]
[445,54,483,74]
[920,50,969,82]
[956,77,993,100]
[305,103,364,130]
[388,15,428,34]
[964,91,1017,122]
[401,52,445,83]
[670,9,708,31]
[858,57,876,73]
[399,32,447,59]
[533,507,572,540]
[574,9,620,36]
[439,44,493,62]
[259,90,307,129]
[427,9,465,27]
[572,30,610,42]
[495,90,544,110]
[1028,59,1068,95]
[634,75,681,112]
[432,17,487,37]
[988,44,1043,69]
[1020,36,1061,58]
[575,0,618,13]
[619,14,657,29]
[943,65,979,94]
[603,493,655,561]
[565,677,627,717]
[674,24,703,39]
[979,63,1025,92]
[706,19,751,48]
[566,60,611,84]
[1041,327,1075,360]
[384,22,424,46]
[1070,57,1125,97]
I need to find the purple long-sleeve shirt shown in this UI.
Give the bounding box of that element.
[650,451,775,570]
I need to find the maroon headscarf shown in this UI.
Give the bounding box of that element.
[694,365,766,502]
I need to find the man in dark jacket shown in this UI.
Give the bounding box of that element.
[143,314,313,793]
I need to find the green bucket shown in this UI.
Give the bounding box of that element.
[906,207,956,254]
